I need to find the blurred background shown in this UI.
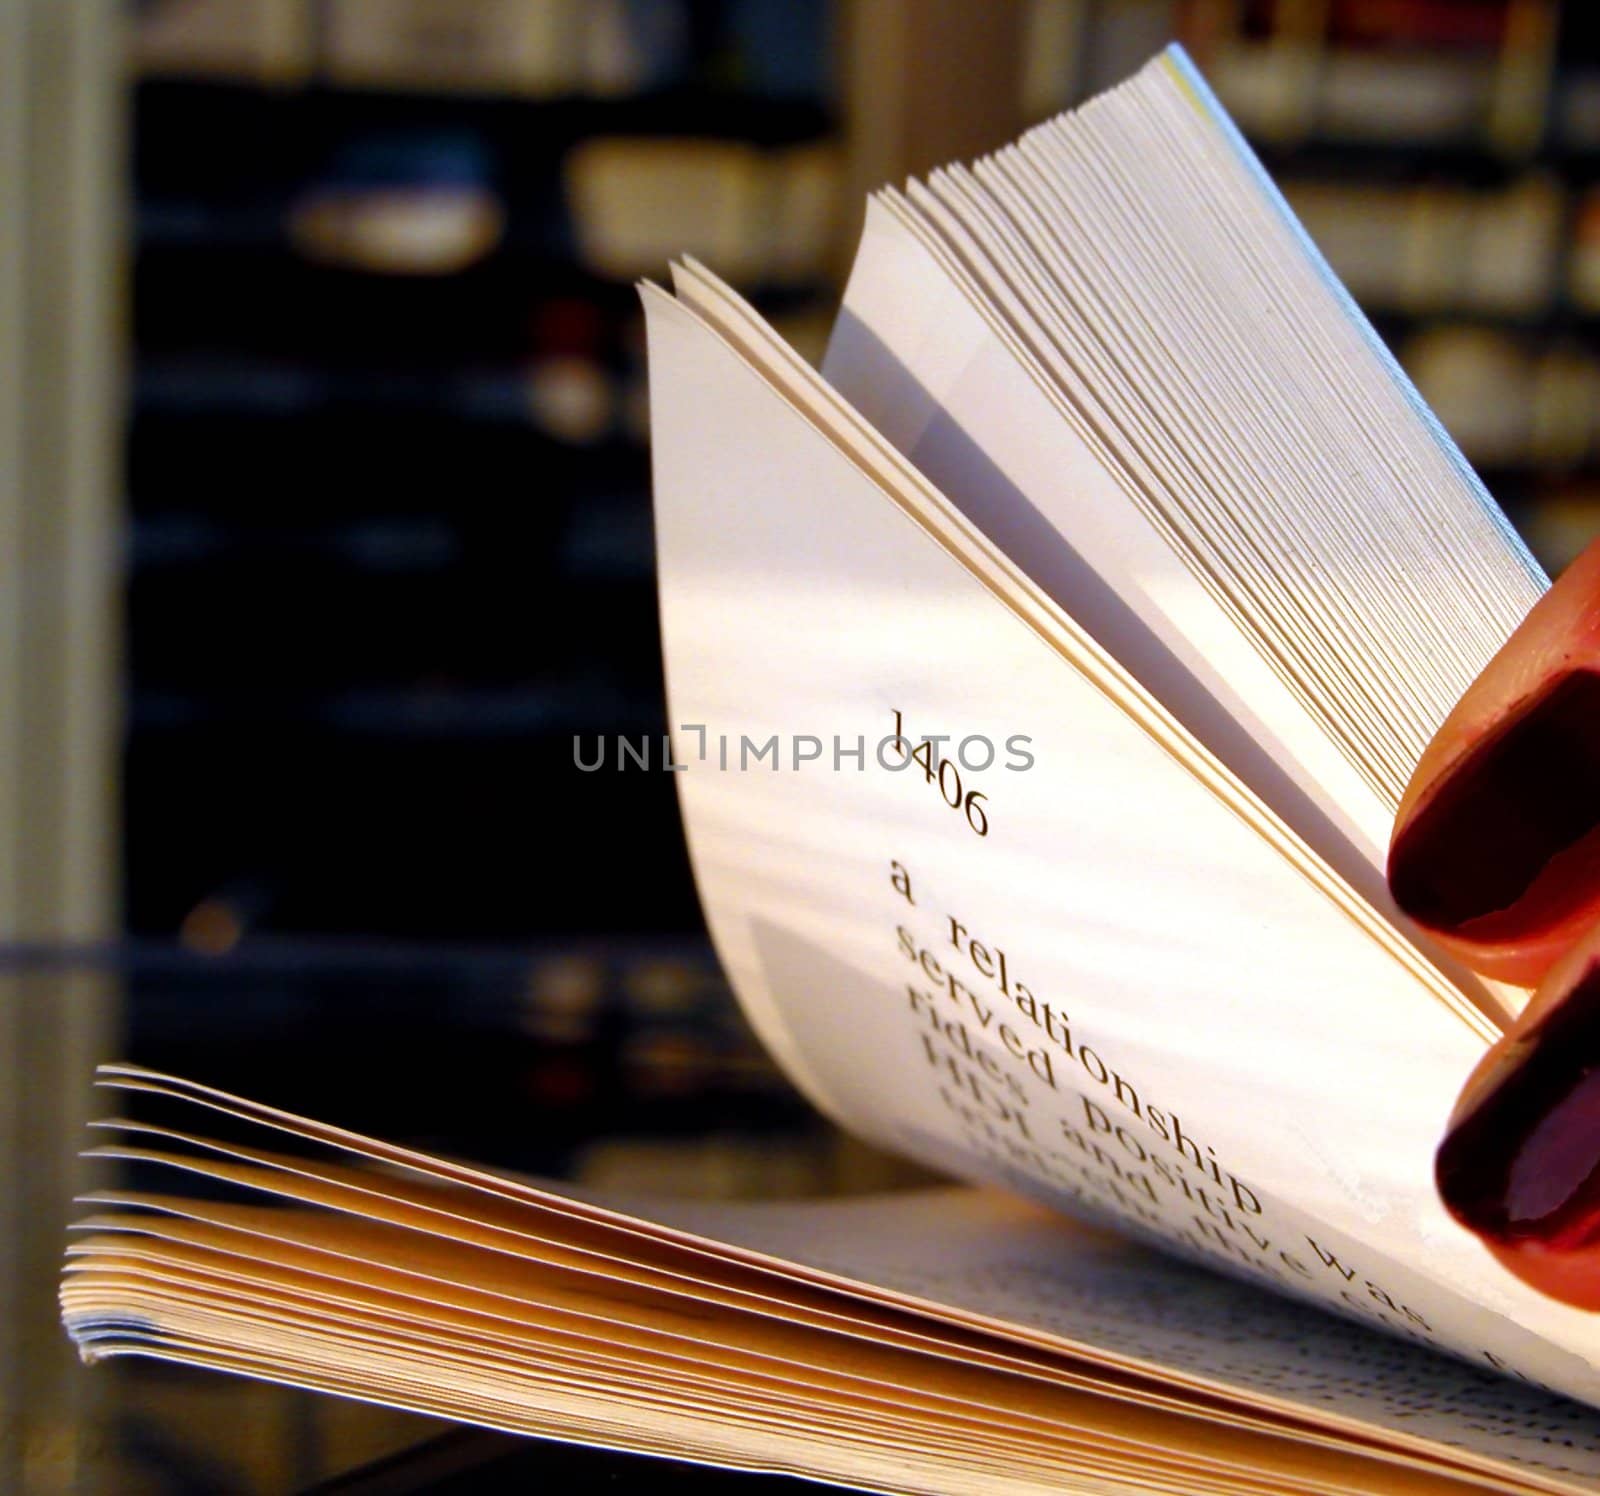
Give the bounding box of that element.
[3,0,1597,1489]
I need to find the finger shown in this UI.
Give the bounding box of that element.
[1435,916,1600,1308]
[1388,535,1600,987]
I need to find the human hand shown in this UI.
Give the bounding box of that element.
[1389,536,1600,1308]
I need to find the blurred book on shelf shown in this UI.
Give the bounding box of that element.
[1182,0,1552,149]
[285,129,506,274]
[133,0,315,85]
[319,0,592,96]
[132,0,829,101]
[564,136,841,287]
[1281,173,1563,317]
[1569,185,1600,306]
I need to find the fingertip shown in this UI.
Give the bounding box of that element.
[1389,535,1600,986]
[1436,923,1600,1276]
[1479,1237,1600,1312]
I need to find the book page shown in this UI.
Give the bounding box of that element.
[66,1079,1600,1495]
[636,1188,1600,1491]
[70,1097,1494,1496]
[668,255,1512,1036]
[643,285,1600,1409]
[63,1075,1600,1496]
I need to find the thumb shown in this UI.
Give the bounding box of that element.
[1434,918,1600,1307]
[1389,535,1600,988]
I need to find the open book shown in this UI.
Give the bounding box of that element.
[64,46,1600,1496]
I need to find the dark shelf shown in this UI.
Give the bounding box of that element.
[1254,134,1600,187]
[122,728,701,938]
[132,242,832,362]
[127,679,663,736]
[133,76,835,230]
[1369,306,1600,341]
[127,408,651,518]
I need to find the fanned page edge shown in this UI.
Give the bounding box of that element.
[828,45,1540,911]
[823,189,1525,1029]
[60,1068,1600,1496]
[646,271,1508,1045]
[1154,46,1544,587]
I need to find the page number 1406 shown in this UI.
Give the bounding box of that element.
[889,709,990,837]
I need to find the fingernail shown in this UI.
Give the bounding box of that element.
[1389,669,1600,941]
[1436,958,1600,1250]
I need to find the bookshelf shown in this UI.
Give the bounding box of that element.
[125,4,841,956]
